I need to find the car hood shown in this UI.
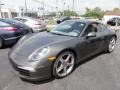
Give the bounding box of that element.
[10,32,74,61]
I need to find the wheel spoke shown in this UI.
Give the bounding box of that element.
[60,58,64,63]
[109,38,116,52]
[67,62,73,67]
[111,40,115,45]
[0,38,2,48]
[63,67,67,75]
[55,52,75,77]
[65,54,71,62]
[57,64,64,73]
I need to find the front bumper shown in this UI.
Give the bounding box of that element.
[3,35,21,46]
[9,58,52,81]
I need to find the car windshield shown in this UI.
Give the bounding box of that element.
[1,19,26,27]
[50,21,85,37]
[0,21,10,27]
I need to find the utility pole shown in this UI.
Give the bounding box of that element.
[42,0,45,16]
[56,0,58,17]
[63,0,65,16]
[0,0,2,18]
[25,0,27,15]
[72,0,74,12]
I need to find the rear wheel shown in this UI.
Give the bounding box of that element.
[53,51,75,78]
[0,38,3,48]
[107,37,116,53]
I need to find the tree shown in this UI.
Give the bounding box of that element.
[49,12,56,17]
[60,10,79,16]
[83,7,104,19]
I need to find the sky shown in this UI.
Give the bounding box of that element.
[1,0,120,14]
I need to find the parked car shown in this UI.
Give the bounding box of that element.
[0,19,32,48]
[57,16,71,24]
[107,17,120,26]
[9,20,117,81]
[14,17,47,32]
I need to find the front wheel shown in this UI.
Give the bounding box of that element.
[0,38,3,48]
[52,51,75,78]
[107,37,116,53]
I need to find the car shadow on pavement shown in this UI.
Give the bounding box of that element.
[75,52,106,68]
[0,45,13,49]
[21,77,55,84]
[20,52,107,84]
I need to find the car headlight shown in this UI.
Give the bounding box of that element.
[28,47,49,62]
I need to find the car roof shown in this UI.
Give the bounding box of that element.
[67,19,99,24]
[0,18,27,27]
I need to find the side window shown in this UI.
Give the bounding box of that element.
[73,22,81,30]
[73,22,85,30]
[98,24,107,32]
[84,23,98,35]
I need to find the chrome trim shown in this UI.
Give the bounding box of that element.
[4,36,21,40]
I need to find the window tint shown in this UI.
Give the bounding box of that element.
[50,21,86,37]
[73,22,85,32]
[110,18,116,21]
[0,21,10,27]
[98,24,107,32]
[84,23,98,35]
[1,19,26,27]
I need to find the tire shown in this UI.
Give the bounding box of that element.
[0,38,3,48]
[52,51,75,78]
[107,37,116,53]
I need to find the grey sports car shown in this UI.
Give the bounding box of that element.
[9,20,117,81]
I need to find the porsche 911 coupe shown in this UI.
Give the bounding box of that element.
[9,20,117,81]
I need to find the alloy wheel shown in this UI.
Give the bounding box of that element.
[108,37,116,52]
[54,52,75,77]
[0,38,2,48]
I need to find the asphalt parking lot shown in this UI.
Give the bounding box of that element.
[0,31,120,90]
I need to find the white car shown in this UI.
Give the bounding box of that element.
[14,17,46,32]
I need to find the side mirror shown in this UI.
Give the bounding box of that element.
[86,32,96,38]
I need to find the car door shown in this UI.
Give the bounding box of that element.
[78,23,104,60]
[97,23,109,50]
